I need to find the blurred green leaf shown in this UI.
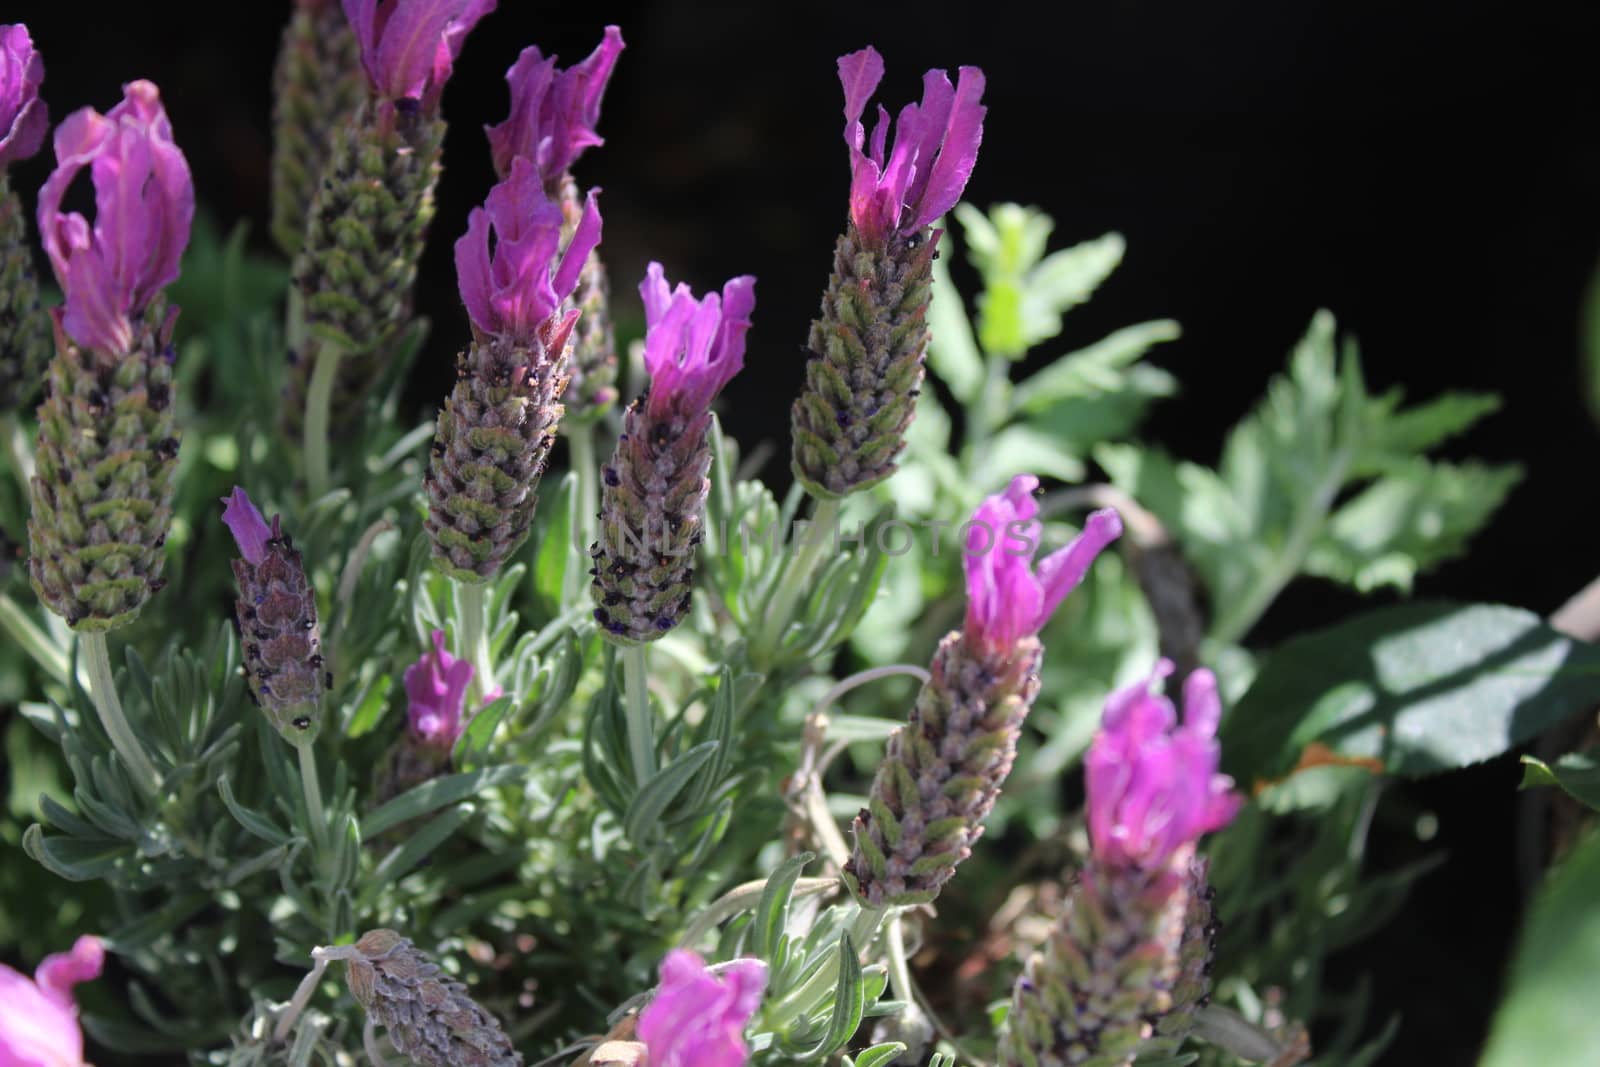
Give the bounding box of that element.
[1223,601,1600,780]
[1480,830,1600,1065]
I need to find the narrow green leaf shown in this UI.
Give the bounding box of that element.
[623,741,720,845]
[753,852,815,960]
[926,226,983,402]
[217,775,291,845]
[1480,829,1600,1065]
[453,695,514,773]
[362,764,525,838]
[847,1042,908,1067]
[1223,601,1600,780]
[369,805,474,886]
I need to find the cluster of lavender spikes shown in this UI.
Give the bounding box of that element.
[0,7,1251,1066]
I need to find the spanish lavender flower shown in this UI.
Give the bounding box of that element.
[485,26,624,187]
[269,0,366,257]
[374,629,480,804]
[790,46,985,498]
[845,476,1120,907]
[636,950,767,1067]
[999,663,1241,1067]
[339,929,521,1067]
[283,0,495,439]
[486,27,626,424]
[28,81,193,631]
[0,22,48,413]
[222,488,328,736]
[590,264,754,644]
[406,629,475,750]
[0,934,102,1067]
[426,160,600,580]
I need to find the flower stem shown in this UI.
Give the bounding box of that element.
[456,580,494,705]
[623,643,655,786]
[302,339,346,500]
[79,631,161,797]
[296,734,328,854]
[755,495,842,664]
[0,592,70,688]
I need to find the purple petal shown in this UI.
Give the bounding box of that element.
[837,46,884,145]
[453,158,572,341]
[36,81,192,354]
[550,186,602,302]
[0,936,99,1067]
[906,65,986,231]
[221,487,272,566]
[637,951,767,1067]
[1033,507,1122,622]
[403,629,474,749]
[486,25,623,183]
[638,265,756,418]
[1085,661,1241,872]
[343,0,494,105]
[0,23,47,167]
[34,936,103,1004]
[453,205,494,334]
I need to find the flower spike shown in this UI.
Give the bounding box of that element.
[28,80,192,631]
[0,23,49,413]
[791,47,986,498]
[845,476,1120,906]
[426,166,603,581]
[591,265,755,644]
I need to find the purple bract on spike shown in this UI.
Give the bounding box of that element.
[0,24,46,167]
[638,263,755,419]
[35,80,194,355]
[454,157,601,346]
[637,950,767,1067]
[221,487,273,566]
[1085,660,1242,873]
[0,935,101,1067]
[486,25,624,185]
[403,629,474,750]
[838,45,985,248]
[341,0,495,110]
[963,474,1122,656]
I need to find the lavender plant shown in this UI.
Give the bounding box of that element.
[0,9,1595,1067]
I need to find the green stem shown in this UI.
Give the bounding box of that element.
[1209,449,1351,646]
[302,339,346,500]
[883,911,916,1014]
[296,735,328,855]
[0,593,70,687]
[623,643,655,785]
[566,423,599,606]
[1,411,33,490]
[755,496,842,664]
[456,580,494,705]
[79,631,161,797]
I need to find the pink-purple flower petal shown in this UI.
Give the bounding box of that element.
[36,80,193,354]
[0,23,46,167]
[0,935,102,1067]
[486,25,624,183]
[837,46,986,247]
[1085,661,1242,873]
[221,488,273,566]
[962,475,1121,653]
[403,629,475,749]
[637,263,755,419]
[637,950,767,1067]
[341,0,495,107]
[454,158,601,342]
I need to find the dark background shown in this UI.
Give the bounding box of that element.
[9,0,1600,1062]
